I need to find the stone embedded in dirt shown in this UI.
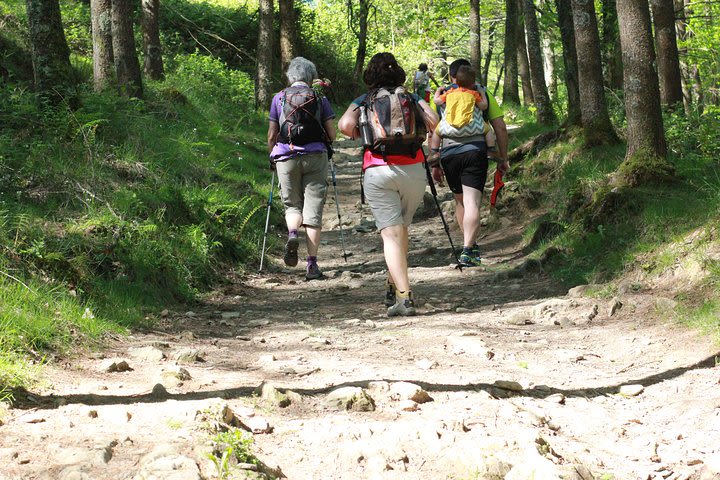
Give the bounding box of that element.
[609,297,623,317]
[57,464,92,480]
[304,336,331,345]
[160,309,169,317]
[546,393,566,405]
[101,359,133,373]
[398,400,419,412]
[505,451,562,480]
[286,390,303,405]
[260,383,291,408]
[455,307,472,313]
[362,245,378,253]
[162,366,192,383]
[178,331,196,340]
[88,410,98,418]
[494,380,524,392]
[505,311,535,326]
[134,444,201,480]
[151,383,169,400]
[325,387,375,412]
[389,382,433,404]
[220,311,240,319]
[447,336,494,359]
[171,348,204,363]
[241,416,273,434]
[415,358,438,370]
[567,284,594,298]
[368,381,390,393]
[22,413,46,424]
[48,444,113,467]
[128,346,165,363]
[619,384,645,397]
[185,311,197,317]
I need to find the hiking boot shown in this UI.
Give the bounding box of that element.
[387,293,416,317]
[305,259,324,281]
[471,244,482,263]
[384,282,396,307]
[284,235,299,267]
[460,247,482,267]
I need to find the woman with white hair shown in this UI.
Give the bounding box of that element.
[267,57,336,280]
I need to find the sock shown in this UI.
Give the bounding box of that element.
[306,255,317,265]
[396,290,411,300]
[288,229,298,238]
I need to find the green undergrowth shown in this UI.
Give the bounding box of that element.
[0,52,274,391]
[516,106,720,342]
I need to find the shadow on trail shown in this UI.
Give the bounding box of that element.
[10,352,718,410]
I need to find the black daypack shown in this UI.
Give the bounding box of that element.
[362,86,427,157]
[277,85,325,146]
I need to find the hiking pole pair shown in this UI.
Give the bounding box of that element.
[421,151,464,271]
[329,155,348,262]
[259,170,276,272]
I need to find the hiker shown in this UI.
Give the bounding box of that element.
[413,63,435,103]
[267,57,336,280]
[428,58,509,267]
[338,52,438,317]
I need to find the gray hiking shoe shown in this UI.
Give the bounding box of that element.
[305,260,324,281]
[284,235,299,267]
[387,293,416,317]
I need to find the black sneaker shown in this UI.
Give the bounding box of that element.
[284,235,299,267]
[384,282,396,307]
[387,293,416,317]
[305,261,324,281]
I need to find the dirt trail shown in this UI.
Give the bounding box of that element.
[1,138,719,480]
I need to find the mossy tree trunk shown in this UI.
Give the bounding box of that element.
[650,0,683,107]
[517,2,535,105]
[522,0,556,125]
[601,0,623,89]
[90,0,113,92]
[256,0,274,109]
[25,0,74,96]
[617,0,667,159]
[538,0,557,99]
[482,21,497,86]
[674,0,692,112]
[111,0,143,98]
[279,0,299,73]
[571,0,618,145]
[141,0,164,81]
[502,0,520,104]
[469,0,481,73]
[556,0,581,126]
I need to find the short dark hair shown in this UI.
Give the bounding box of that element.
[363,52,407,89]
[455,65,476,89]
[418,63,428,71]
[449,58,471,78]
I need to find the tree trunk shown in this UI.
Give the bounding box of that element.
[517,4,535,105]
[617,0,667,159]
[691,64,703,112]
[482,21,497,86]
[469,0,481,73]
[522,0,556,124]
[571,0,618,145]
[556,0,581,126]
[279,0,299,73]
[90,0,113,92]
[256,0,273,109]
[352,0,370,90]
[674,0,691,111]
[538,0,557,99]
[141,0,164,80]
[502,0,520,104]
[650,0,682,107]
[601,0,623,89]
[25,0,74,95]
[111,0,143,98]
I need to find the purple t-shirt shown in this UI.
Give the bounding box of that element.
[269,83,335,162]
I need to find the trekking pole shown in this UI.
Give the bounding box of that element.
[329,157,348,262]
[259,171,276,272]
[420,150,464,271]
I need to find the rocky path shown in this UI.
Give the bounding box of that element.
[1,139,719,480]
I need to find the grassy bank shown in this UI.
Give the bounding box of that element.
[0,50,274,390]
[514,106,720,341]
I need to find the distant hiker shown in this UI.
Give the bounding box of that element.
[428,58,509,267]
[413,63,436,103]
[338,52,438,317]
[267,57,336,280]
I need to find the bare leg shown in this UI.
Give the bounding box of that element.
[454,193,464,234]
[461,185,483,247]
[381,225,410,292]
[286,212,302,232]
[305,226,321,257]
